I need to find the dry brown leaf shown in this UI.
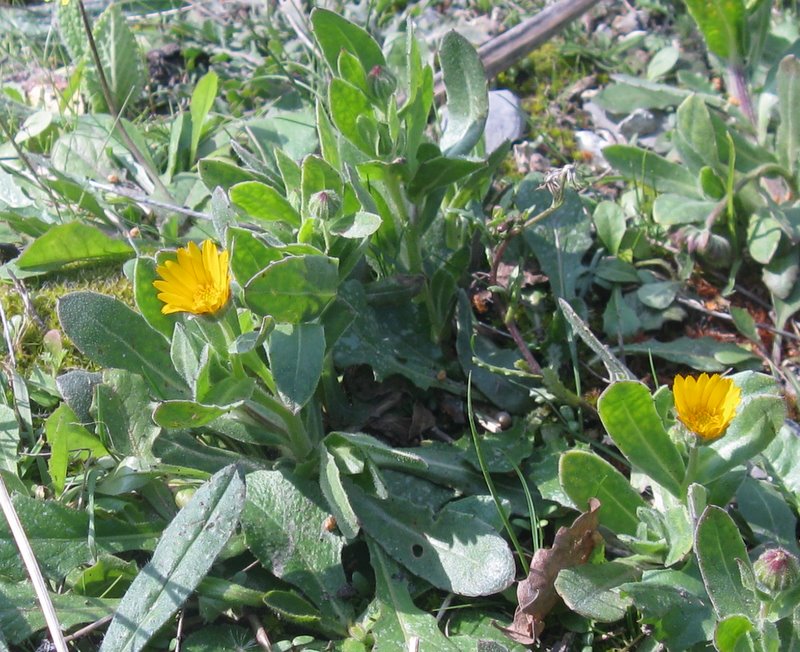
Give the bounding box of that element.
[497,498,603,645]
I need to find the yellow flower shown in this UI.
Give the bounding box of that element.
[153,240,230,315]
[673,373,741,441]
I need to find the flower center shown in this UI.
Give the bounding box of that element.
[192,284,225,314]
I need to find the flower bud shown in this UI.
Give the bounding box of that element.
[754,547,800,592]
[367,65,396,103]
[308,190,341,222]
[174,487,197,509]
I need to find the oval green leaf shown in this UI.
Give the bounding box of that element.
[559,450,647,536]
[244,255,338,323]
[598,381,685,497]
[694,505,759,620]
[58,292,186,399]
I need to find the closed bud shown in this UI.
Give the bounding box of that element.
[368,65,396,103]
[174,487,197,509]
[754,547,800,593]
[308,190,341,222]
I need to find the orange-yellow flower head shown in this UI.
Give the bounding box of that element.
[153,240,230,316]
[673,373,741,441]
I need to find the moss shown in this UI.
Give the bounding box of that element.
[0,263,134,377]
[495,41,592,164]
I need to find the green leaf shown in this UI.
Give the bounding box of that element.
[674,94,719,171]
[152,401,237,429]
[58,292,186,399]
[45,403,108,494]
[310,8,385,74]
[241,470,352,627]
[603,145,701,197]
[93,369,161,463]
[593,201,626,255]
[736,477,799,552]
[57,0,86,60]
[263,590,323,624]
[267,323,325,411]
[16,222,134,272]
[777,55,800,175]
[85,3,146,113]
[715,615,756,652]
[520,188,592,301]
[747,209,783,265]
[730,306,760,343]
[559,450,647,536]
[0,582,116,645]
[0,405,19,476]
[696,372,784,482]
[198,158,259,192]
[230,181,300,227]
[637,281,680,310]
[685,0,746,61]
[598,381,685,497]
[67,554,138,598]
[330,211,383,238]
[555,562,641,622]
[228,226,282,286]
[439,30,488,156]
[0,495,162,582]
[244,255,338,323]
[190,71,218,164]
[407,156,485,200]
[652,194,719,226]
[329,79,376,154]
[621,336,759,371]
[320,447,360,540]
[695,505,759,620]
[334,282,460,392]
[344,480,515,597]
[762,423,800,504]
[101,465,245,652]
[134,257,174,339]
[366,538,461,652]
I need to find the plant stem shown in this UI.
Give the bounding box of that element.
[0,475,68,652]
[681,441,700,500]
[76,0,172,200]
[728,63,757,130]
[467,374,530,575]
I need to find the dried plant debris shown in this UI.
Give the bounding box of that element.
[498,498,603,645]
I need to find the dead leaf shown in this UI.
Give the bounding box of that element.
[497,498,603,645]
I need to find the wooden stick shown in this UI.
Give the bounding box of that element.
[434,0,601,100]
[0,475,68,652]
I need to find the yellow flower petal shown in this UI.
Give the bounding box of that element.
[152,240,230,316]
[672,373,741,441]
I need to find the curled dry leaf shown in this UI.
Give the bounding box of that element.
[497,498,602,645]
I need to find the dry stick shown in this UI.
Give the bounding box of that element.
[75,0,172,201]
[247,613,272,651]
[63,615,114,643]
[433,0,601,101]
[0,476,69,652]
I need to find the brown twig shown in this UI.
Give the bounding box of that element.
[434,0,601,100]
[63,615,113,643]
[247,613,272,651]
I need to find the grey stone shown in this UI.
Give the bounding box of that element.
[619,108,662,139]
[484,89,526,154]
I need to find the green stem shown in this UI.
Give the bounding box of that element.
[681,442,700,500]
[467,374,530,576]
[250,387,313,461]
